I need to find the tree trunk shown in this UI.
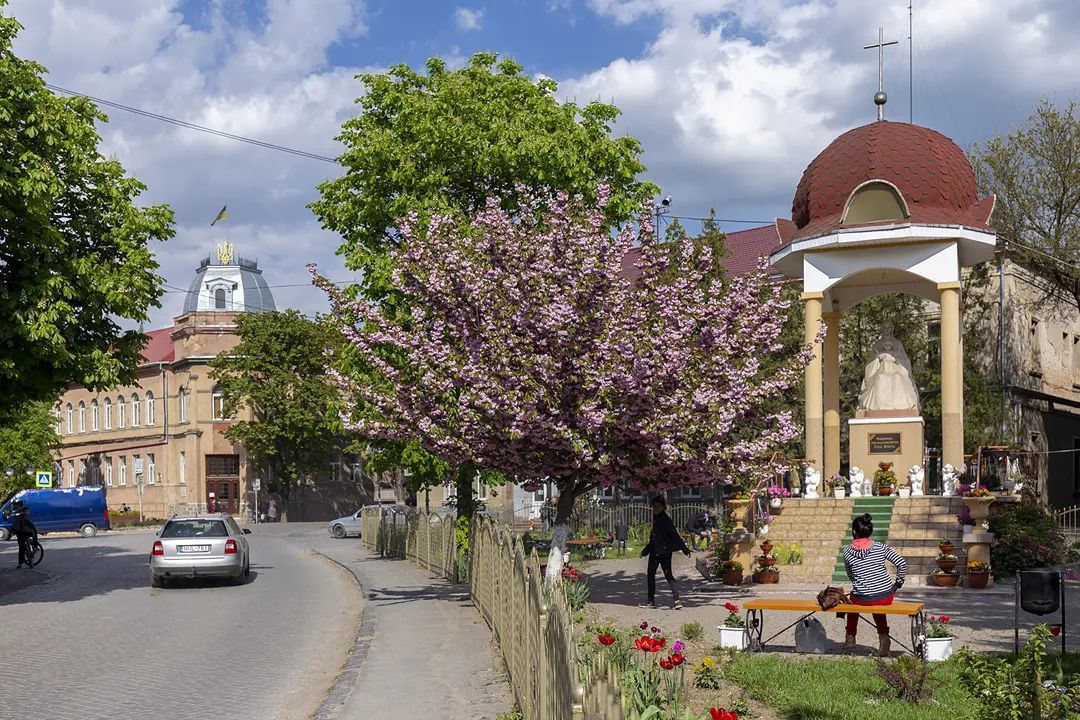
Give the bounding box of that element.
[544,484,580,585]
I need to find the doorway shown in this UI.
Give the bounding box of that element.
[206,454,241,514]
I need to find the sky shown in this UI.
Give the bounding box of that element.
[6,0,1080,328]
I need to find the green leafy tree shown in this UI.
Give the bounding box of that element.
[311,51,657,298]
[0,6,173,413]
[0,401,59,498]
[209,311,345,520]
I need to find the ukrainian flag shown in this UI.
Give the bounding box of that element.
[210,205,228,227]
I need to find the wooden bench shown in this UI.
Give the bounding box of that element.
[743,598,927,658]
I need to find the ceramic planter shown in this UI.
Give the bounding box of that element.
[721,569,744,586]
[936,559,958,572]
[932,573,960,587]
[753,571,780,584]
[759,542,774,554]
[728,499,751,531]
[939,544,955,554]
[962,497,995,524]
[967,570,990,589]
[759,556,777,567]
[834,488,846,499]
[877,486,893,496]
[925,637,953,661]
[898,487,911,498]
[769,498,783,509]
[718,625,748,651]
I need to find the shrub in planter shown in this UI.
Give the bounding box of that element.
[988,499,1065,580]
[938,538,955,554]
[719,559,743,586]
[935,553,958,572]
[753,566,780,584]
[931,568,959,587]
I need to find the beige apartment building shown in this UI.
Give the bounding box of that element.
[52,248,277,520]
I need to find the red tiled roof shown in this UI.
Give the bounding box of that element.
[140,327,175,364]
[620,224,782,280]
[786,121,993,243]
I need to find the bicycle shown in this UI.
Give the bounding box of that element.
[20,535,43,568]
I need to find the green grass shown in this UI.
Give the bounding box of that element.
[727,655,977,720]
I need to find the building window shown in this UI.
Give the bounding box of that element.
[131,393,141,427]
[147,454,156,485]
[67,460,75,487]
[54,405,62,435]
[105,457,113,487]
[675,486,703,499]
[178,388,188,423]
[66,403,73,434]
[119,456,127,486]
[179,451,186,485]
[78,402,86,433]
[146,391,155,425]
[211,385,226,420]
[206,454,240,477]
[215,288,227,309]
[90,399,99,431]
[117,396,127,428]
[104,397,112,430]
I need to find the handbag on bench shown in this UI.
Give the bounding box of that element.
[816,585,850,616]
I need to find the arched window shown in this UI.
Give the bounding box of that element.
[215,288,227,309]
[211,385,227,420]
[117,396,127,428]
[146,391,155,425]
[131,393,141,427]
[178,388,188,423]
[91,399,99,431]
[66,403,73,434]
[54,405,62,435]
[103,397,112,430]
[842,180,909,225]
[78,402,86,433]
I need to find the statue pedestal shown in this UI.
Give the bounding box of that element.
[848,412,924,484]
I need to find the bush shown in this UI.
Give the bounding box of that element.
[772,542,790,564]
[875,656,933,703]
[988,500,1065,580]
[628,522,651,547]
[563,576,589,612]
[680,621,704,641]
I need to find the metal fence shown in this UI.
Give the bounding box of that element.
[470,515,624,720]
[1055,505,1080,543]
[359,505,457,581]
[514,501,713,535]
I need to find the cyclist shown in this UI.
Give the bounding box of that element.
[13,502,39,569]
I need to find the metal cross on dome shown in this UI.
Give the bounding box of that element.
[864,27,898,121]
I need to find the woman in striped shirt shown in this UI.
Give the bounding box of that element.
[842,513,908,656]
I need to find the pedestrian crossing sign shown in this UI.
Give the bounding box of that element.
[36,471,52,488]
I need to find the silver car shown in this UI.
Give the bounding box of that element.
[150,514,251,588]
[328,509,362,539]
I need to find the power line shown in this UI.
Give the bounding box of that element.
[46,83,340,164]
[669,214,773,225]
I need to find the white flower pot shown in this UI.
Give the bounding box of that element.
[770,498,783,509]
[925,636,953,661]
[718,625,748,651]
[758,524,769,536]
[898,487,911,498]
[834,488,846,499]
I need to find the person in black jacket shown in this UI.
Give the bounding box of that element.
[12,503,38,569]
[641,496,691,608]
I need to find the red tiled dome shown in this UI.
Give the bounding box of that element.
[783,121,992,242]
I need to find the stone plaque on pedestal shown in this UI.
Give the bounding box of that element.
[849,412,924,482]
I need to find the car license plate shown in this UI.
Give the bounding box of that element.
[178,545,211,553]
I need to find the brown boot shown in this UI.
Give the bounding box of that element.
[877,633,891,657]
[844,634,857,653]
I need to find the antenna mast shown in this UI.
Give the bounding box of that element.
[909,0,914,123]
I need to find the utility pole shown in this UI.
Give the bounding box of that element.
[909,0,914,123]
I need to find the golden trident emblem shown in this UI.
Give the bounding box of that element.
[216,241,234,265]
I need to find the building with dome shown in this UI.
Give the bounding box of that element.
[50,245,378,522]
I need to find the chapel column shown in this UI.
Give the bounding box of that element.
[822,310,841,480]
[803,292,824,479]
[939,281,964,468]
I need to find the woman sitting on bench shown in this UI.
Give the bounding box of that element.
[842,513,908,656]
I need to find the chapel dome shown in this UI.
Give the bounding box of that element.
[781,121,994,243]
[181,250,276,315]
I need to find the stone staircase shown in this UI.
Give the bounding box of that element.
[762,498,854,585]
[831,497,896,583]
[887,497,968,586]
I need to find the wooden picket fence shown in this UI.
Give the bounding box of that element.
[360,506,626,719]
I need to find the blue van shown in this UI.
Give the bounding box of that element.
[0,487,110,540]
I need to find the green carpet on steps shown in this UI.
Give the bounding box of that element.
[831,496,896,583]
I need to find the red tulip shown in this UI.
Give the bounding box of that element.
[671,653,685,666]
[651,637,666,651]
[1050,625,1062,637]
[634,636,653,652]
[710,709,739,720]
[659,658,675,670]
[940,615,950,623]
[598,634,615,646]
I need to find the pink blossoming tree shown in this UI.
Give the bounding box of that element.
[310,188,818,582]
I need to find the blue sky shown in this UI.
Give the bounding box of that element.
[7,0,1080,326]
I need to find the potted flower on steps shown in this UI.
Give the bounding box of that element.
[967,560,991,589]
[925,615,954,661]
[753,566,780,584]
[717,602,747,650]
[720,559,743,586]
[936,552,958,573]
[931,568,960,587]
[938,538,955,554]
[873,462,896,496]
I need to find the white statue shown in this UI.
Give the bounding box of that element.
[804,466,820,499]
[908,465,925,496]
[849,467,862,497]
[858,321,920,412]
[942,463,959,497]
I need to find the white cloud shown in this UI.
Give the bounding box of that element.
[455,7,484,31]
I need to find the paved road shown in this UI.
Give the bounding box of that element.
[0,524,362,720]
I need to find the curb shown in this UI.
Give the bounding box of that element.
[311,549,377,720]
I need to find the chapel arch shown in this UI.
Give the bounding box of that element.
[841,180,910,225]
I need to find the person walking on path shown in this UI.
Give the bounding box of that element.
[641,496,691,609]
[842,512,908,656]
[267,499,278,522]
[12,503,38,569]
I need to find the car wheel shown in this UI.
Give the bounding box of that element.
[332,524,347,539]
[79,523,97,538]
[244,558,251,577]
[0,528,9,541]
[151,573,165,589]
